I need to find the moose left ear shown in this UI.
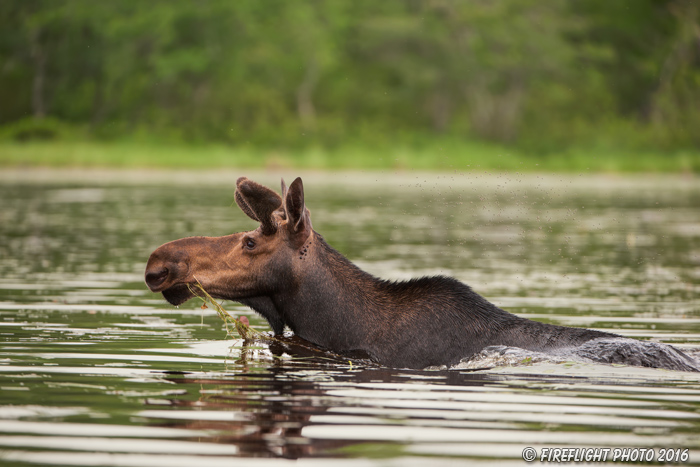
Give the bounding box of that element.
[280,178,288,200]
[235,177,283,235]
[285,177,312,237]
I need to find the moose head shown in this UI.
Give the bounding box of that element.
[144,176,312,334]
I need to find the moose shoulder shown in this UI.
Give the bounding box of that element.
[145,177,698,372]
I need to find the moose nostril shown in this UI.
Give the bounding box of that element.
[145,268,169,289]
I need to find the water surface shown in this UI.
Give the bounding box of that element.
[1,170,699,465]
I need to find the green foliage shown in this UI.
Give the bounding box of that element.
[2,140,698,173]
[0,0,699,165]
[0,116,78,141]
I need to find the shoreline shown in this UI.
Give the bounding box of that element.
[1,167,697,193]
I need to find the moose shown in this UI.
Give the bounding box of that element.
[145,177,698,372]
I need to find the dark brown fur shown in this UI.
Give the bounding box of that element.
[145,177,698,371]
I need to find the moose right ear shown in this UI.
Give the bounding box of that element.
[235,177,283,235]
[284,177,311,237]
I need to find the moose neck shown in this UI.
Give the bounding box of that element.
[274,231,383,354]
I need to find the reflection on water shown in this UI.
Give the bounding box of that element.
[1,171,699,465]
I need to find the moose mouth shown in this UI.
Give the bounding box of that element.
[161,283,196,306]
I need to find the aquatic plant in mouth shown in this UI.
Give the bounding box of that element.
[189,280,258,340]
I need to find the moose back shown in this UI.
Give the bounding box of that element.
[145,177,698,371]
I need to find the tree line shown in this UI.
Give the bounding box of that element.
[1,0,699,152]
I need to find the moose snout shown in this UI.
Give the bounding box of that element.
[145,239,203,293]
[145,249,189,292]
[145,266,169,291]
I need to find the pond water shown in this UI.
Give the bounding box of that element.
[1,170,699,466]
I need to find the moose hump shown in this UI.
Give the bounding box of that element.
[145,177,699,372]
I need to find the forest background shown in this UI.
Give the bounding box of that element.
[1,0,699,172]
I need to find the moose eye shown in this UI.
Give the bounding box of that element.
[244,238,256,250]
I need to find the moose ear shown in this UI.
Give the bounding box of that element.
[284,177,311,236]
[235,177,283,235]
[280,178,288,200]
